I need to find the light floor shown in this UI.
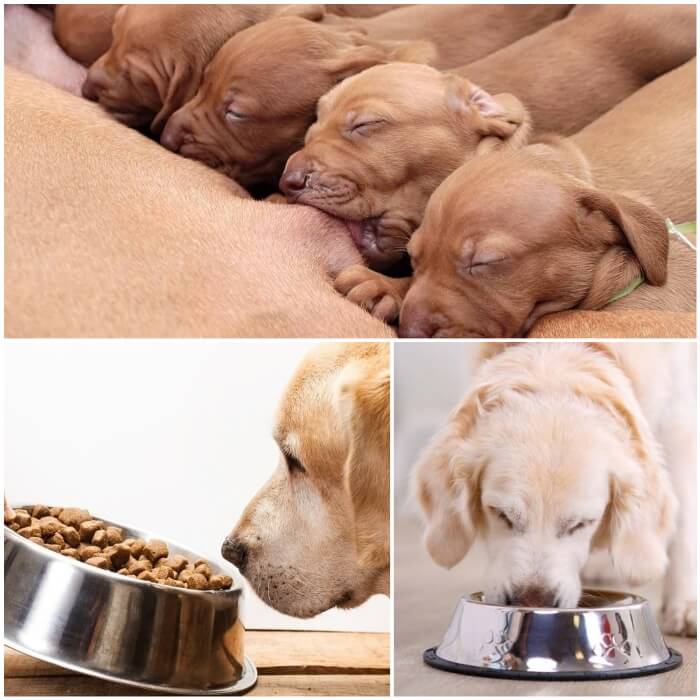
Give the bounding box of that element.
[394,515,696,696]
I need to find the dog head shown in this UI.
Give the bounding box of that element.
[82,5,322,133]
[400,146,669,337]
[223,342,389,617]
[161,18,432,189]
[280,63,529,270]
[415,343,677,607]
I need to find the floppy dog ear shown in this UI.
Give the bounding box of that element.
[445,77,531,154]
[576,189,669,309]
[573,363,678,584]
[151,61,198,134]
[413,382,502,568]
[325,33,435,80]
[334,352,390,572]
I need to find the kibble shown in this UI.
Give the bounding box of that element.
[7,504,233,591]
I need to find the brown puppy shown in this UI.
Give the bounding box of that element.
[161,17,434,189]
[5,68,394,339]
[82,4,323,133]
[325,4,407,18]
[283,5,695,279]
[282,62,531,269]
[463,4,697,136]
[399,59,696,338]
[53,4,121,66]
[332,4,573,70]
[223,342,389,617]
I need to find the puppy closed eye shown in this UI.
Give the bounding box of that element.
[463,253,508,276]
[347,118,387,137]
[225,108,247,123]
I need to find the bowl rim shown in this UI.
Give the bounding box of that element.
[465,589,648,612]
[4,508,243,598]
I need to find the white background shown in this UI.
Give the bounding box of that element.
[4,340,389,632]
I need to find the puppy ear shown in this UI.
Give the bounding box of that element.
[151,61,198,134]
[273,4,325,21]
[574,365,678,585]
[334,351,390,572]
[382,39,438,66]
[446,77,531,154]
[576,189,669,309]
[413,383,498,568]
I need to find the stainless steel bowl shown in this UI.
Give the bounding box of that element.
[424,590,681,681]
[4,514,257,695]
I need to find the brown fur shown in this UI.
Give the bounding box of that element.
[229,342,389,616]
[53,4,121,66]
[4,68,395,339]
[82,4,324,133]
[161,16,434,188]
[461,4,697,135]
[336,4,573,70]
[398,59,696,337]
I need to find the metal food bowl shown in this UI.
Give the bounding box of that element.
[424,590,681,681]
[4,513,257,695]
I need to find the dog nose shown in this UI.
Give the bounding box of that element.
[160,112,188,152]
[398,311,439,338]
[221,536,248,572]
[280,167,311,197]
[82,66,109,101]
[510,586,558,608]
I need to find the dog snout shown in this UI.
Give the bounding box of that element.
[221,535,248,572]
[509,586,559,608]
[280,166,312,198]
[82,65,110,101]
[161,111,189,152]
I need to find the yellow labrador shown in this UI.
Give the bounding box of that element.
[223,342,389,617]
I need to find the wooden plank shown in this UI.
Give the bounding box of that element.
[4,674,389,696]
[5,631,389,679]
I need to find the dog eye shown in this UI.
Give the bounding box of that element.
[348,119,386,136]
[467,255,507,275]
[284,453,306,474]
[225,108,247,123]
[491,508,513,530]
[566,520,592,536]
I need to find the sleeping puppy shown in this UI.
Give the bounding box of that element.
[399,60,696,338]
[161,18,434,189]
[81,4,323,133]
[53,4,121,66]
[415,342,696,636]
[281,62,530,270]
[222,342,389,617]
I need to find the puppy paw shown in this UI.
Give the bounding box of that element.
[661,598,697,637]
[334,266,402,323]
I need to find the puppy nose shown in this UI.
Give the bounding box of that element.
[510,586,558,608]
[221,536,248,572]
[82,66,109,101]
[280,167,311,197]
[161,111,188,153]
[398,312,439,338]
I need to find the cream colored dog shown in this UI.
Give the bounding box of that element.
[415,343,696,636]
[223,342,389,617]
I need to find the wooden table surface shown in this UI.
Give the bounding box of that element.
[5,630,389,696]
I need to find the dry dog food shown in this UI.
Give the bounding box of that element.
[5,505,233,591]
